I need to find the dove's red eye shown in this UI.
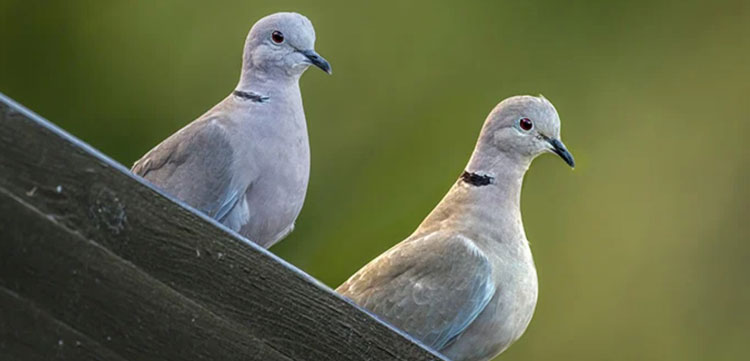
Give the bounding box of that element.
[519,118,533,131]
[271,31,285,44]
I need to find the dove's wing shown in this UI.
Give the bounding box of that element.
[132,114,252,226]
[337,232,496,350]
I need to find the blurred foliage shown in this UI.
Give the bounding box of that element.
[1,1,748,360]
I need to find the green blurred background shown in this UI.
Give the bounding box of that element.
[1,1,748,360]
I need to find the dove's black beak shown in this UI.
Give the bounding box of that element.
[300,49,332,74]
[548,138,575,168]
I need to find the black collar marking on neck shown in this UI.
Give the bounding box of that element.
[233,90,269,103]
[460,171,494,186]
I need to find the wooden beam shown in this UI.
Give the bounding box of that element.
[0,93,445,361]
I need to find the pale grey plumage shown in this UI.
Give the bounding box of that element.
[338,95,574,361]
[132,12,330,248]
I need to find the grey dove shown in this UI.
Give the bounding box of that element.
[132,12,331,248]
[337,95,575,361]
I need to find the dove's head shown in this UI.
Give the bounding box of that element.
[476,95,574,168]
[241,12,331,78]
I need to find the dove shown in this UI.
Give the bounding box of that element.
[337,95,574,361]
[132,12,331,248]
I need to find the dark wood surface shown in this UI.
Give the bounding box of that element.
[0,93,445,361]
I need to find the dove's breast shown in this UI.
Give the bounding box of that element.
[231,89,311,248]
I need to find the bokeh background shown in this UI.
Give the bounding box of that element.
[1,1,748,360]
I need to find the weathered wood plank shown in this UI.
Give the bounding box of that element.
[0,188,290,361]
[0,93,445,361]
